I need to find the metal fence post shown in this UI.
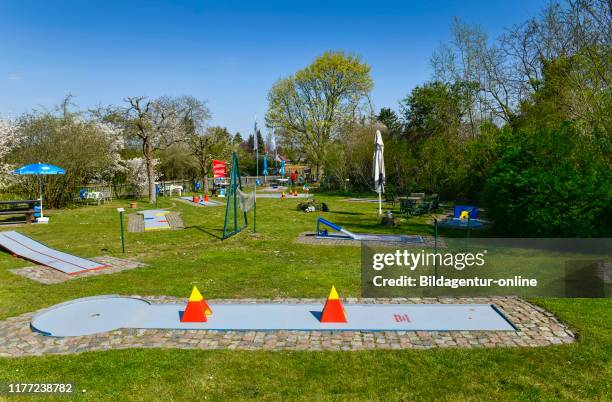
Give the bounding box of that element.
[117,207,125,253]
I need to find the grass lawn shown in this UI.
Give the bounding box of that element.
[0,195,610,400]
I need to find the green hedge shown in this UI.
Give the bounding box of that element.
[483,124,611,237]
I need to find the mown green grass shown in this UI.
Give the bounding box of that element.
[0,195,610,401]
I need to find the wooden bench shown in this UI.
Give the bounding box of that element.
[0,200,39,224]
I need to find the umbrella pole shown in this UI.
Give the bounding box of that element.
[39,176,44,218]
[378,191,382,215]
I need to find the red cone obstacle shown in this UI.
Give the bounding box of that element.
[181,286,212,322]
[320,286,347,323]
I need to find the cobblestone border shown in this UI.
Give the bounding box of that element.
[127,213,144,232]
[165,212,184,229]
[0,296,574,356]
[9,256,147,284]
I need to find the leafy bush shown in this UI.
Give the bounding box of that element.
[297,199,328,212]
[483,124,611,237]
[8,109,123,207]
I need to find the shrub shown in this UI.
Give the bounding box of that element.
[483,124,611,237]
[297,199,328,212]
[9,110,123,207]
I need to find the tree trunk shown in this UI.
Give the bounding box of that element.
[315,163,324,182]
[202,170,209,195]
[200,156,209,194]
[144,140,156,203]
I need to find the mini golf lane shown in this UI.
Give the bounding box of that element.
[179,196,221,206]
[317,233,424,243]
[138,209,171,231]
[256,193,312,198]
[31,296,516,337]
[0,231,107,275]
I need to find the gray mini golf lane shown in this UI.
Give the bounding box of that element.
[31,296,516,337]
[256,193,312,198]
[0,231,106,275]
[317,233,424,243]
[179,196,221,206]
[138,209,171,231]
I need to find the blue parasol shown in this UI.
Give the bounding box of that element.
[13,163,66,218]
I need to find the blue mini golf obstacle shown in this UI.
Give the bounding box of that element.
[453,205,478,219]
[315,218,424,243]
[438,205,486,229]
[0,231,107,275]
[30,295,516,337]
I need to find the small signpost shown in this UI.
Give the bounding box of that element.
[117,207,125,253]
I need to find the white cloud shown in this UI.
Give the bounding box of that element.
[7,74,22,81]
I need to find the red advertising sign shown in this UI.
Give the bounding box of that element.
[212,160,227,178]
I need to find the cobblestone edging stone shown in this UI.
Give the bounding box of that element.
[9,256,147,284]
[127,213,144,232]
[165,212,184,229]
[0,297,574,357]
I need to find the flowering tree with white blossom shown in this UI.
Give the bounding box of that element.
[0,116,22,189]
[124,157,160,197]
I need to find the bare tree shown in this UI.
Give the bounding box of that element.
[172,97,235,194]
[103,96,183,203]
[432,1,611,130]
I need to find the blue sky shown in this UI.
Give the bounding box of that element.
[0,0,547,136]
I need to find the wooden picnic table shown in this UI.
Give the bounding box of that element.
[0,200,39,205]
[0,199,39,224]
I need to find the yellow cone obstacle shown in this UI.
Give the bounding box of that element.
[320,285,348,323]
[180,286,212,322]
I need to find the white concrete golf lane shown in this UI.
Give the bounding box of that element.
[31,296,515,337]
[138,209,171,230]
[31,296,150,336]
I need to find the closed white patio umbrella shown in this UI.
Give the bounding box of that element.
[373,130,385,215]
